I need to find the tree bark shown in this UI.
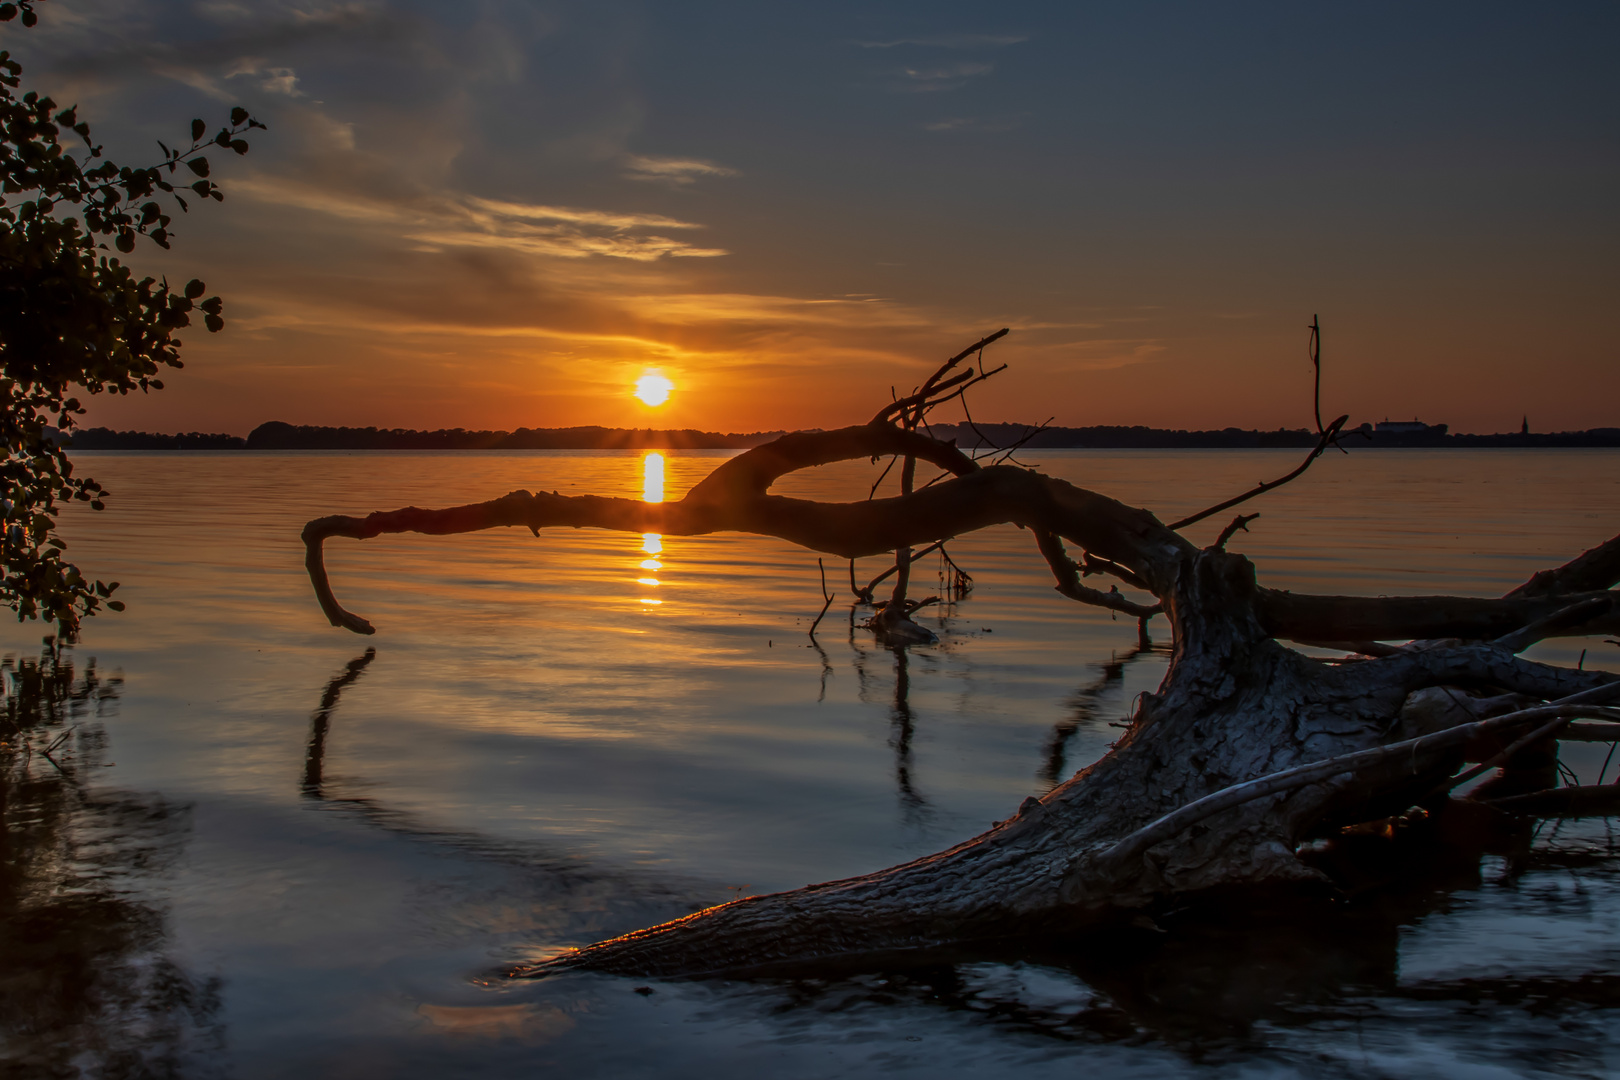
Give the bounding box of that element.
[300,419,1620,979]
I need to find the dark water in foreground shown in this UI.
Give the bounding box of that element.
[2,448,1618,1078]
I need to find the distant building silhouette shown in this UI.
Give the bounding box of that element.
[1521,415,1529,435]
[1375,418,1448,436]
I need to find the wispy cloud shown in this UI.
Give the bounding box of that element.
[897,61,993,93]
[622,154,738,186]
[858,33,1028,50]
[234,178,728,261]
[224,58,304,97]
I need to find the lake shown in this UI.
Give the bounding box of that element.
[3,448,1618,1078]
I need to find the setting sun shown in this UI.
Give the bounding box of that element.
[634,372,673,407]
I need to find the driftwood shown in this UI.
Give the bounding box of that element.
[300,334,1620,980]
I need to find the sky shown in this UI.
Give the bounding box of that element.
[10,1,1619,435]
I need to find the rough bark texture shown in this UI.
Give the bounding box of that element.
[300,417,1620,980]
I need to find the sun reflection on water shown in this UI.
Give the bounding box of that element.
[640,454,665,606]
[642,452,665,504]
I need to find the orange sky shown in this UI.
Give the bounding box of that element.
[14,2,1618,435]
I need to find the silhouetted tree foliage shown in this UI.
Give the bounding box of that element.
[0,2,261,637]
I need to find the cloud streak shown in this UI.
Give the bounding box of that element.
[234,178,728,261]
[622,155,738,186]
[896,61,993,92]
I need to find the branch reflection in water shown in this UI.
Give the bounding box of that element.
[302,647,377,797]
[1039,641,1168,791]
[0,647,221,1075]
[277,595,1619,1074]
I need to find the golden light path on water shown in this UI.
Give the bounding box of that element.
[640,451,665,605]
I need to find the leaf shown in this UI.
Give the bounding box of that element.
[231,106,249,126]
[20,6,34,26]
[191,179,210,197]
[186,157,209,177]
[106,601,125,612]
[0,5,17,22]
[191,118,205,142]
[115,229,134,253]
[205,313,224,333]
[185,278,206,299]
[231,139,249,155]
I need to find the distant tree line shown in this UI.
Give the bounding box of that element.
[61,420,1620,452]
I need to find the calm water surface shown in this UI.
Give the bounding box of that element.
[3,448,1618,1078]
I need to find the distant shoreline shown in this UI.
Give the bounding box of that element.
[63,419,1620,451]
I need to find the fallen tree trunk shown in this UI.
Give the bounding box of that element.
[301,379,1620,980]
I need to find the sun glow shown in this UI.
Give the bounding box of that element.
[634,372,673,407]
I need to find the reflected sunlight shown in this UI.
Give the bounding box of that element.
[640,459,666,605]
[642,452,665,503]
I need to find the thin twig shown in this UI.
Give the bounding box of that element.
[1212,513,1260,552]
[1166,414,1349,532]
[808,558,835,638]
[864,540,946,595]
[1445,716,1573,793]
[867,454,899,500]
[872,328,1010,425]
[1309,314,1323,436]
[991,417,1054,466]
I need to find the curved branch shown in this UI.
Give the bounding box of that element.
[1493,595,1615,653]
[1507,532,1620,599]
[303,425,1193,633]
[1035,529,1163,619]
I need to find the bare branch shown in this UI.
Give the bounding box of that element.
[1494,595,1614,654]
[1099,684,1620,870]
[1507,532,1620,599]
[1443,715,1572,793]
[863,539,946,595]
[1166,414,1349,532]
[1211,513,1260,552]
[1487,785,1620,817]
[304,425,1193,633]
[808,558,835,638]
[1259,588,1620,646]
[1035,529,1162,619]
[1558,722,1620,741]
[871,328,1010,426]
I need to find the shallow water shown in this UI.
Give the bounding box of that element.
[2,448,1618,1078]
